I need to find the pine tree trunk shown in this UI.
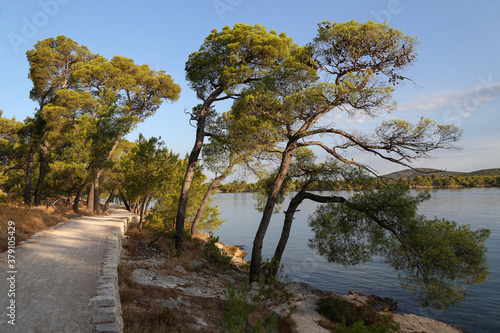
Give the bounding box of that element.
[103,187,115,212]
[270,191,346,277]
[23,145,35,206]
[138,196,148,232]
[34,140,49,205]
[144,196,152,216]
[191,161,235,235]
[93,169,102,214]
[87,182,94,212]
[270,190,306,276]
[249,146,296,282]
[174,88,223,250]
[73,184,85,213]
[119,189,130,211]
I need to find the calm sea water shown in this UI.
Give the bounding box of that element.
[212,187,500,333]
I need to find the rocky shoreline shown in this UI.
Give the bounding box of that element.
[119,233,465,333]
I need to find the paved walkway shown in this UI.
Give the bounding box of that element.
[0,204,133,333]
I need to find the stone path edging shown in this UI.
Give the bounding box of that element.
[90,209,138,333]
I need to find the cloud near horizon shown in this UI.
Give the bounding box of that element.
[397,77,500,115]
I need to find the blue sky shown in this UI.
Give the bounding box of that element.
[1,0,499,176]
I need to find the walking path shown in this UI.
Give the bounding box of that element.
[0,204,135,333]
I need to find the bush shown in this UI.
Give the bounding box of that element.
[221,283,253,333]
[318,297,380,327]
[334,318,398,333]
[204,233,232,269]
[221,260,296,333]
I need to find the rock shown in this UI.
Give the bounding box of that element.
[275,294,330,333]
[178,285,223,298]
[230,256,246,267]
[132,268,188,288]
[218,274,237,285]
[156,298,180,309]
[392,313,465,333]
[286,282,327,299]
[173,265,187,274]
[156,296,192,309]
[347,290,397,312]
[143,258,166,266]
[193,317,209,327]
[188,259,206,269]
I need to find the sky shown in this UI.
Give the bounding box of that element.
[1,0,499,177]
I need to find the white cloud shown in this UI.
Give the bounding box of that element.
[397,76,500,114]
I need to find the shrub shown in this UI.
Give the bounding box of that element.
[334,317,398,333]
[318,297,379,327]
[221,260,296,333]
[203,233,232,269]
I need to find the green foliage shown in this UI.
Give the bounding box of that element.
[21,35,181,209]
[120,134,179,205]
[221,261,294,333]
[186,23,295,99]
[253,259,296,316]
[318,297,380,327]
[318,297,398,332]
[334,318,398,333]
[203,233,232,269]
[221,283,253,333]
[0,111,28,189]
[309,184,490,309]
[195,203,226,232]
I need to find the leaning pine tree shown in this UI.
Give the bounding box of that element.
[226,19,485,305]
[175,24,306,249]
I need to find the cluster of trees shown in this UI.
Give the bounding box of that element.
[218,170,500,192]
[0,36,222,234]
[171,20,490,309]
[218,180,258,193]
[291,171,500,191]
[1,21,492,310]
[400,174,500,188]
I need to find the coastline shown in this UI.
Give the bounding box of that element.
[120,226,466,332]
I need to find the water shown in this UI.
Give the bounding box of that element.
[212,187,500,333]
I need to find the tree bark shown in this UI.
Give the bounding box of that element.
[92,169,103,215]
[191,160,236,235]
[34,140,49,205]
[144,196,152,216]
[138,195,148,232]
[23,144,36,206]
[270,191,346,277]
[87,182,94,212]
[103,187,115,213]
[174,88,223,250]
[119,189,130,211]
[249,145,296,282]
[73,183,85,213]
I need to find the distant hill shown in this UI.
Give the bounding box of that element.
[382,168,500,180]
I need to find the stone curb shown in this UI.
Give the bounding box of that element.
[90,209,139,333]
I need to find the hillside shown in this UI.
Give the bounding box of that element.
[382,168,500,180]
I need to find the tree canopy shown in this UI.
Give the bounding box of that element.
[174,23,303,249]
[228,20,461,282]
[22,35,181,212]
[309,184,490,309]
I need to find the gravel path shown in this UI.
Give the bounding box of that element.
[0,204,132,333]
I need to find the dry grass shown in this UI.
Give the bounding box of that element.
[119,226,227,333]
[0,203,90,252]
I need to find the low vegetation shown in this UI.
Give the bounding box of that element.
[217,168,500,193]
[317,296,398,332]
[120,222,297,332]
